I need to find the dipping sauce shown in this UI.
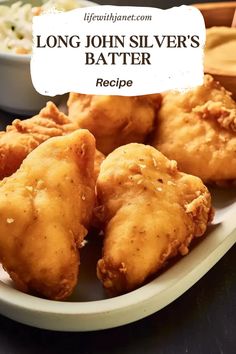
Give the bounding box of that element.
[204,26,236,75]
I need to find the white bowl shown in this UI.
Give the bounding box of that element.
[0,0,98,115]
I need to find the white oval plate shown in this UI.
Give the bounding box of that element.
[0,187,235,331]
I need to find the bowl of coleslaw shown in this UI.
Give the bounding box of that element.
[0,0,97,115]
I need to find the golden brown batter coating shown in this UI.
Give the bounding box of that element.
[0,101,77,180]
[94,149,105,180]
[96,143,213,295]
[0,130,95,300]
[150,75,236,183]
[67,94,162,155]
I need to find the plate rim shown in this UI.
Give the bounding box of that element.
[0,204,235,331]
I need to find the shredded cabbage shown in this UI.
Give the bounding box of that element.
[0,0,82,54]
[41,0,81,12]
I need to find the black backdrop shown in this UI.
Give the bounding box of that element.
[96,0,227,8]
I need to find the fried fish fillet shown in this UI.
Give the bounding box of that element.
[94,149,105,180]
[67,94,162,155]
[0,101,104,181]
[96,143,213,295]
[150,75,236,183]
[0,101,76,180]
[0,130,95,300]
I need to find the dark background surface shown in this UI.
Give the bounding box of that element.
[96,0,229,7]
[0,1,236,353]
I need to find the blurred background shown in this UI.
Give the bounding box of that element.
[95,0,228,8]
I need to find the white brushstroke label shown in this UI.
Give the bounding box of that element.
[31,5,206,96]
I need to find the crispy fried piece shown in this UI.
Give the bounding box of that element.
[94,149,105,180]
[67,94,162,155]
[150,75,236,183]
[0,130,95,300]
[96,143,213,295]
[0,101,77,180]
